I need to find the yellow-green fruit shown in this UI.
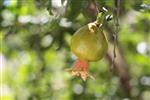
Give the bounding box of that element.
[71,22,108,61]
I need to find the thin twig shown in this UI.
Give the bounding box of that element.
[92,0,99,14]
[111,0,120,70]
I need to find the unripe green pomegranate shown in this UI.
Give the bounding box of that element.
[71,22,108,61]
[67,21,108,81]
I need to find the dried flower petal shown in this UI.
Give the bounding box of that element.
[66,59,95,81]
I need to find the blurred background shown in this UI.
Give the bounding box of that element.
[0,0,150,100]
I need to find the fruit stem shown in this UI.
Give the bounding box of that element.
[96,12,105,26]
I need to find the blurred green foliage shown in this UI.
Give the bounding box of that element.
[1,0,150,100]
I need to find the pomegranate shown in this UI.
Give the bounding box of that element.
[68,21,108,81]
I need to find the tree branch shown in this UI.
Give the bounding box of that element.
[112,0,120,69]
[91,0,132,97]
[92,0,99,14]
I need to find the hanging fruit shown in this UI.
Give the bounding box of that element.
[67,13,108,81]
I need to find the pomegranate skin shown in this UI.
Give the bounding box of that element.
[71,22,108,61]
